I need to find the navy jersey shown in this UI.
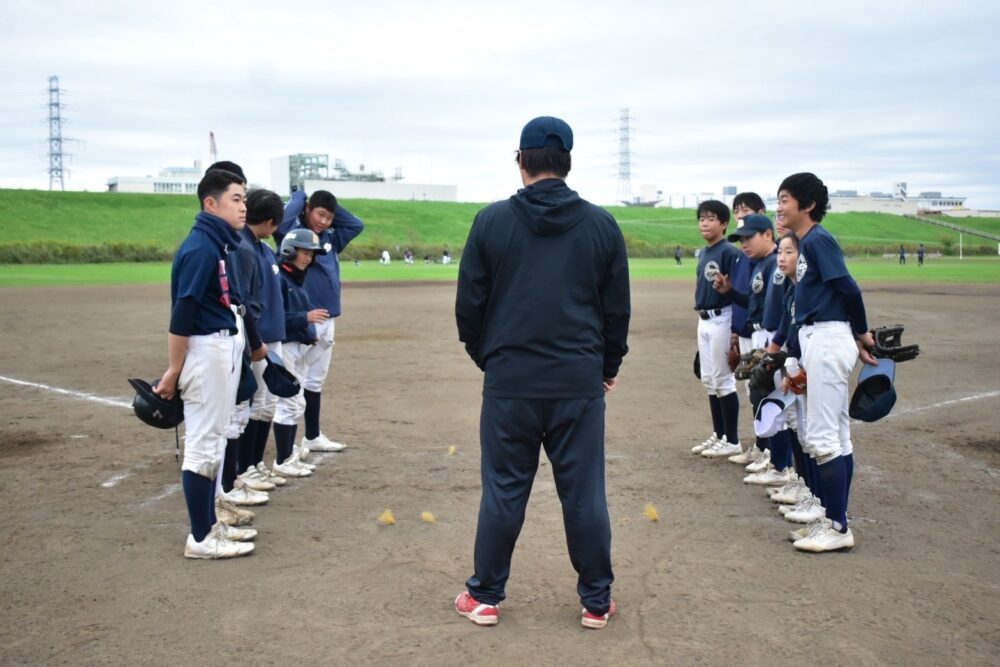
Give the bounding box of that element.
[278,191,365,317]
[240,227,285,344]
[694,240,740,311]
[794,225,850,325]
[747,251,777,325]
[762,259,790,332]
[780,284,801,358]
[170,212,240,335]
[279,266,317,344]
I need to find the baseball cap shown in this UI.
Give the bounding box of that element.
[728,213,774,241]
[519,116,573,152]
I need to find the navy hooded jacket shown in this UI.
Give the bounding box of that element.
[456,178,631,399]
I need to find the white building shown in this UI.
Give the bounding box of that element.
[271,153,456,201]
[764,182,967,215]
[107,162,203,194]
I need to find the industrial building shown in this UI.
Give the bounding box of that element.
[270,153,457,201]
[106,162,203,194]
[764,182,967,215]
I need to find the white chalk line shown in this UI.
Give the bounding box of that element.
[140,483,182,508]
[881,389,1000,421]
[0,374,132,409]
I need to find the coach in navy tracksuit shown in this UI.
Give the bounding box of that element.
[454,117,630,630]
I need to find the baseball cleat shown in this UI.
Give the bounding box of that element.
[224,480,269,506]
[237,468,276,492]
[744,465,792,486]
[291,446,317,470]
[303,434,346,452]
[770,479,806,505]
[455,592,499,626]
[789,517,830,543]
[784,497,825,524]
[794,525,854,552]
[692,434,718,454]
[215,496,255,526]
[745,448,771,472]
[581,599,617,629]
[184,525,254,560]
[273,458,312,478]
[727,444,760,465]
[256,461,287,486]
[214,521,257,542]
[702,439,741,458]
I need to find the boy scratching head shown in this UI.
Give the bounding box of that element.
[304,190,337,235]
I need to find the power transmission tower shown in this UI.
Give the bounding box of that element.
[209,131,218,164]
[48,76,69,191]
[616,108,633,205]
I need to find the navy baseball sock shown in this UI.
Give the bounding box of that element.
[303,390,321,440]
[273,422,297,464]
[237,421,256,474]
[708,395,724,438]
[770,430,788,471]
[818,456,849,531]
[250,418,270,466]
[720,392,740,445]
[804,456,819,500]
[222,438,239,493]
[755,435,769,453]
[789,430,805,478]
[182,470,215,542]
[844,453,855,504]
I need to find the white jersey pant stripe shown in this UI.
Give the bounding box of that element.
[696,308,736,397]
[799,321,858,460]
[178,330,243,480]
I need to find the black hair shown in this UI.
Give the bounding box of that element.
[308,190,337,213]
[207,161,246,183]
[732,192,765,213]
[697,200,731,224]
[779,231,800,251]
[246,188,284,226]
[517,147,571,179]
[197,169,245,209]
[778,173,829,222]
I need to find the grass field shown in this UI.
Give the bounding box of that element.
[2,256,998,288]
[2,189,992,261]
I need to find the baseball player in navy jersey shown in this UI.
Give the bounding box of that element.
[154,168,256,559]
[713,213,786,483]
[236,189,291,486]
[775,172,876,552]
[691,200,743,459]
[277,190,364,459]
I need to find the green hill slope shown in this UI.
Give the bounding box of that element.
[0,188,988,262]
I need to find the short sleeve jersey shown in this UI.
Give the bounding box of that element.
[794,225,849,325]
[747,251,777,325]
[695,240,740,311]
[171,229,237,334]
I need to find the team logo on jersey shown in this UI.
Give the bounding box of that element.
[272,264,280,275]
[773,269,785,285]
[752,271,765,294]
[703,260,720,281]
[796,255,808,281]
[791,302,796,320]
[323,242,333,254]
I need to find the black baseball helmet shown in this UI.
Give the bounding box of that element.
[849,359,897,422]
[263,351,301,398]
[127,378,184,429]
[280,228,327,262]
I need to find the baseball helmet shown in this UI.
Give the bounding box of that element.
[280,228,327,262]
[263,351,301,398]
[127,378,183,429]
[754,382,794,438]
[849,358,897,422]
[693,351,701,379]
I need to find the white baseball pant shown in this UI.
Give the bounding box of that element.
[301,318,335,393]
[273,341,311,426]
[799,322,858,460]
[696,307,736,397]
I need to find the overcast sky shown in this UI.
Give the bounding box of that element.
[2,0,998,208]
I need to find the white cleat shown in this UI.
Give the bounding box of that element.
[701,439,742,458]
[223,480,270,506]
[785,497,826,524]
[291,446,317,470]
[745,448,771,473]
[256,461,287,486]
[744,465,793,486]
[273,458,313,478]
[215,495,254,526]
[789,517,830,543]
[184,524,254,559]
[691,434,718,454]
[770,479,807,505]
[728,444,760,465]
[215,521,257,542]
[794,525,855,552]
[237,468,276,492]
[304,434,346,452]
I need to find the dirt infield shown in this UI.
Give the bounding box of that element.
[1,281,998,665]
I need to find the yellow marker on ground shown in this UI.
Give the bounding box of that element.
[643,503,660,522]
[377,509,396,525]
[421,511,436,523]
[448,446,457,456]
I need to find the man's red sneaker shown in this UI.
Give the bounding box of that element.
[581,599,617,629]
[455,591,499,626]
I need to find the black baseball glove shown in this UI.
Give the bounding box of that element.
[870,324,920,362]
[735,348,766,381]
[748,350,787,391]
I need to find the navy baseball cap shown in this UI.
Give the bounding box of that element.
[519,116,573,152]
[728,213,774,241]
